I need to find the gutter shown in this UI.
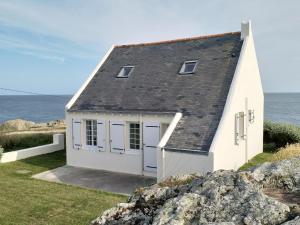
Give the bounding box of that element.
[163,147,209,155]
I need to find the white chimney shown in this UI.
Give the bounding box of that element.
[241,20,252,40]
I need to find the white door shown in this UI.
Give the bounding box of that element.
[97,120,105,151]
[110,121,125,153]
[72,119,81,149]
[143,122,160,172]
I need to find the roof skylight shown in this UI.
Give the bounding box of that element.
[117,66,134,78]
[179,61,198,75]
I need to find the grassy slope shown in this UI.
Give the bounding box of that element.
[0,150,126,225]
[239,142,300,171]
[239,152,273,170]
[239,143,275,170]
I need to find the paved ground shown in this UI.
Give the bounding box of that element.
[32,166,156,195]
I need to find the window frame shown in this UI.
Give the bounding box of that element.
[116,66,134,78]
[85,119,98,150]
[179,60,198,75]
[127,122,141,153]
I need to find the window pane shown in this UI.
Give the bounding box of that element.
[129,123,140,150]
[117,66,134,78]
[86,120,97,146]
[184,62,196,73]
[124,67,132,76]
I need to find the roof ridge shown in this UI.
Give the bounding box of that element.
[116,31,240,48]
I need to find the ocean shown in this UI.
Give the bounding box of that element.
[0,93,299,126]
[0,95,71,123]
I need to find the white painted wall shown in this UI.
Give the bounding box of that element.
[65,111,173,176]
[210,21,264,170]
[157,112,214,181]
[0,134,65,163]
[161,151,214,181]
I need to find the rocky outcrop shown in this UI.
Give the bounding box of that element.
[281,217,300,225]
[0,119,65,133]
[0,119,35,132]
[92,157,300,225]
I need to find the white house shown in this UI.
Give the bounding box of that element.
[65,21,263,182]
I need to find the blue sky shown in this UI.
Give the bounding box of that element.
[0,0,299,95]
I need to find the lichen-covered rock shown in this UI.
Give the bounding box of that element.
[280,216,300,225]
[92,157,300,225]
[248,157,300,191]
[153,170,289,225]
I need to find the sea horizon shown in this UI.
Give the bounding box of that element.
[1,93,300,126]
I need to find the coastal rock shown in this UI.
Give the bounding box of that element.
[280,216,300,225]
[0,119,65,133]
[0,119,35,132]
[248,156,300,191]
[92,157,300,225]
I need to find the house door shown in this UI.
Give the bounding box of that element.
[143,122,160,172]
[110,121,125,153]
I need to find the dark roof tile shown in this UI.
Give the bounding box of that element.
[69,32,243,152]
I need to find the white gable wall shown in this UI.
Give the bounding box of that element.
[209,21,264,170]
[66,111,173,177]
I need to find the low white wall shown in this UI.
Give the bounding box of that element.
[0,134,65,163]
[158,150,214,181]
[67,149,143,175]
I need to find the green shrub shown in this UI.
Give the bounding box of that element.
[264,121,300,148]
[0,133,53,153]
[263,142,277,153]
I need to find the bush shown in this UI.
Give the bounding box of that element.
[270,143,300,162]
[0,133,53,153]
[264,121,300,148]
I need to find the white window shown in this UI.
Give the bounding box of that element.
[86,120,97,147]
[129,123,140,150]
[179,61,198,74]
[117,66,134,78]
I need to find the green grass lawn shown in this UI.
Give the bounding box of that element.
[239,143,279,171]
[239,152,274,170]
[0,150,126,225]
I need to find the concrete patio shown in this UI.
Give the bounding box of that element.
[32,166,156,195]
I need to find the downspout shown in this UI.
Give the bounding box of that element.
[245,97,249,163]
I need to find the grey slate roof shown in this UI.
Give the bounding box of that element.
[69,32,243,153]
